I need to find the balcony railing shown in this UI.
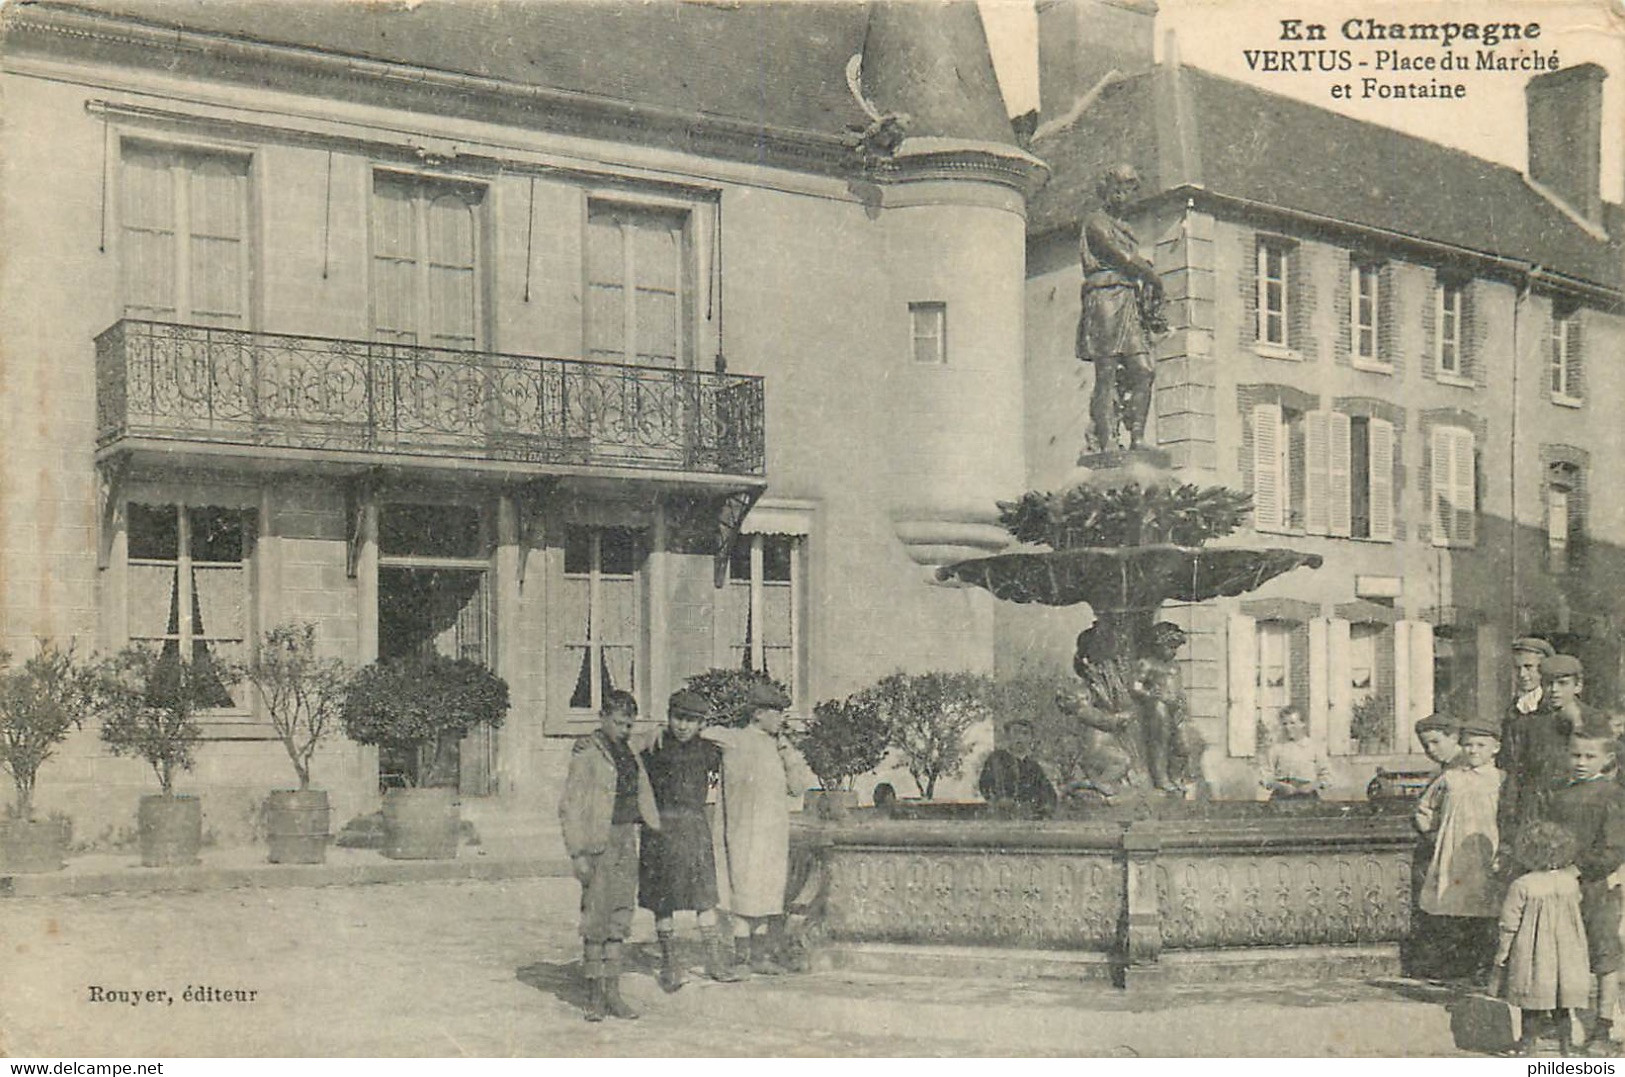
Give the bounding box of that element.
[95,320,765,476]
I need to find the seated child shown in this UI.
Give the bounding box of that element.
[1257,706,1330,801]
[1547,718,1625,1055]
[1414,714,1504,982]
[1497,822,1590,1057]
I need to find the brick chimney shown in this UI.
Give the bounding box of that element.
[1526,63,1608,226]
[1036,0,1157,121]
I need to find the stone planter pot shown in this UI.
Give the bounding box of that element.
[804,789,858,820]
[138,793,202,867]
[265,789,331,865]
[1,817,69,873]
[381,787,459,860]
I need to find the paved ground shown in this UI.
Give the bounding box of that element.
[0,876,1469,1057]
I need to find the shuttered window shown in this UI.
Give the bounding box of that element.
[371,173,482,349]
[587,203,688,368]
[121,146,249,327]
[1430,426,1477,547]
[1550,303,1584,401]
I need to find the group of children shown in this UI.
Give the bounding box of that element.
[1412,650,1625,1056]
[557,683,810,1022]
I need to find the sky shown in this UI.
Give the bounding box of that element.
[981,0,1625,203]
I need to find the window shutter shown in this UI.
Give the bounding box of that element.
[1228,613,1258,756]
[1252,402,1283,532]
[121,149,178,319]
[426,193,476,349]
[1328,411,1352,538]
[1407,620,1435,751]
[1368,418,1395,541]
[1308,617,1329,744]
[372,178,418,344]
[1567,315,1584,398]
[1304,411,1330,535]
[1392,620,1411,754]
[1430,426,1451,546]
[1326,618,1353,755]
[187,159,246,327]
[1453,430,1477,547]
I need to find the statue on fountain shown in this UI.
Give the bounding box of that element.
[1058,620,1193,799]
[1078,163,1168,455]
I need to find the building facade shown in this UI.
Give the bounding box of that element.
[0,1,1040,845]
[1025,0,1625,798]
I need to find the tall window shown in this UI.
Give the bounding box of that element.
[586,203,688,367]
[1254,620,1309,750]
[561,526,645,715]
[910,302,947,365]
[126,503,252,717]
[1256,240,1290,347]
[1348,622,1394,754]
[1550,303,1583,401]
[1430,425,1477,548]
[371,173,482,349]
[121,145,249,326]
[1350,261,1384,367]
[724,534,802,703]
[1547,461,1583,574]
[1435,280,1466,379]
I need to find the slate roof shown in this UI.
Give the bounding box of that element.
[13,0,1016,148]
[1032,65,1622,291]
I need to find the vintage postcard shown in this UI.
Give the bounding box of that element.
[0,0,1623,1060]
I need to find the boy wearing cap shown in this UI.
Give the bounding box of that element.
[702,681,814,974]
[1502,654,1594,834]
[1548,718,1625,1054]
[559,689,660,1022]
[1414,714,1505,982]
[638,689,742,990]
[1405,713,1464,978]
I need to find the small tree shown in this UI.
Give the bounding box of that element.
[343,655,509,788]
[0,641,102,819]
[683,667,791,728]
[864,671,991,800]
[794,694,891,792]
[98,646,239,796]
[243,623,353,791]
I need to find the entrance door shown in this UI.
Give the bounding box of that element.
[377,503,496,794]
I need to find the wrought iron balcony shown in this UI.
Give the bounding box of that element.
[96,320,765,477]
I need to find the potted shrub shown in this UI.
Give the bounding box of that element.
[98,645,238,867]
[793,693,890,818]
[683,667,792,728]
[242,623,353,865]
[865,671,990,800]
[1352,694,1394,756]
[342,654,509,860]
[0,641,101,872]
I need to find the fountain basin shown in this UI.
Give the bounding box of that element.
[796,808,1414,987]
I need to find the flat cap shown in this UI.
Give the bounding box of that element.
[1512,637,1556,658]
[744,682,791,711]
[1570,714,1618,742]
[667,689,714,719]
[1414,713,1458,734]
[1457,715,1503,739]
[1541,654,1584,679]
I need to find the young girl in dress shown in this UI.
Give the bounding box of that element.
[1497,821,1590,1056]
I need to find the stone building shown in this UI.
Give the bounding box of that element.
[0,1,1041,844]
[1024,0,1625,798]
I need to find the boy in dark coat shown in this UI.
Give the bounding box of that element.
[1548,717,1625,1054]
[638,689,742,990]
[558,690,659,1022]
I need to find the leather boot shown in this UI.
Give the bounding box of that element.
[602,941,639,1020]
[582,942,606,1023]
[749,932,787,975]
[656,930,685,993]
[733,934,754,976]
[701,926,743,983]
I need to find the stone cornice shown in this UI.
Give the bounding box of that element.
[6,3,1045,200]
